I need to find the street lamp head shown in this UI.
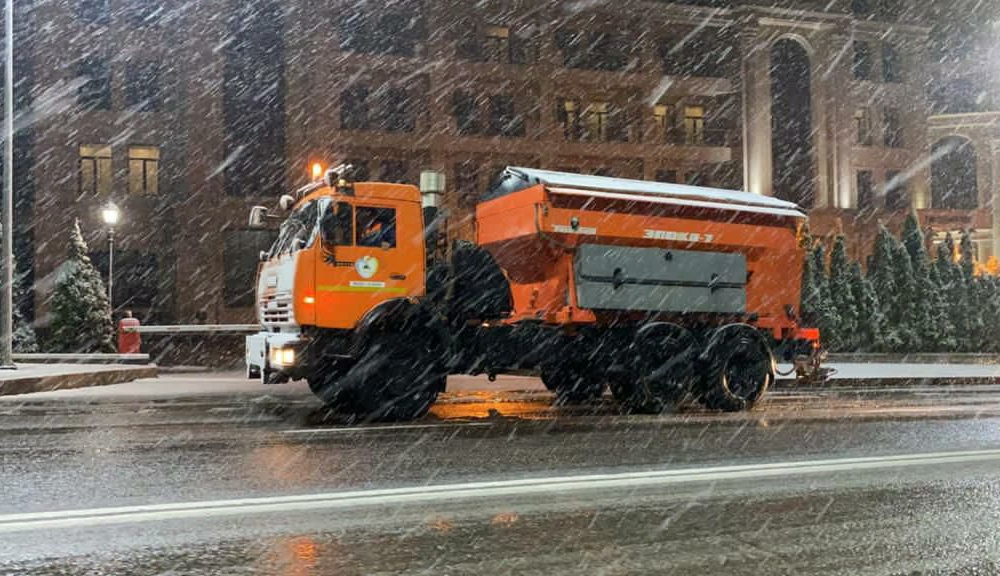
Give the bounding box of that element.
[101,202,120,227]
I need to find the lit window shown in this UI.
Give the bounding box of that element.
[128,146,160,195]
[684,105,705,145]
[586,102,609,141]
[484,25,510,63]
[558,99,580,140]
[79,145,112,197]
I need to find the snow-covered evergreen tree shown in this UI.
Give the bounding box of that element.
[868,225,900,351]
[804,244,839,348]
[850,262,884,351]
[959,228,976,280]
[890,244,917,351]
[12,257,37,352]
[901,213,938,352]
[47,220,114,353]
[828,235,857,351]
[928,263,958,352]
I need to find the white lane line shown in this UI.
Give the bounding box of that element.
[282,422,494,434]
[4,448,1000,533]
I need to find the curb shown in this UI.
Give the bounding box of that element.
[774,376,1000,388]
[826,353,1000,365]
[0,365,159,397]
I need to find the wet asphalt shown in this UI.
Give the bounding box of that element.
[3,372,1000,574]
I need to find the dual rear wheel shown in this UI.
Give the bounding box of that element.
[610,323,773,414]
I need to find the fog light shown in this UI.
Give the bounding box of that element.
[270,347,295,366]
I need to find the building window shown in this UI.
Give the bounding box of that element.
[379,159,408,183]
[224,230,278,308]
[339,6,423,57]
[79,145,112,197]
[857,170,875,209]
[125,62,161,112]
[558,99,581,140]
[377,87,415,133]
[487,94,523,137]
[658,32,731,78]
[884,170,907,212]
[853,41,872,80]
[452,91,480,135]
[655,169,677,183]
[484,25,510,63]
[684,105,705,145]
[931,136,978,209]
[854,108,872,146]
[653,104,677,141]
[76,56,112,110]
[77,0,109,24]
[340,86,370,130]
[555,29,627,71]
[882,43,903,83]
[883,107,903,148]
[584,102,609,142]
[344,158,371,182]
[128,146,159,195]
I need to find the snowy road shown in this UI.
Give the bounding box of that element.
[3,371,1000,573]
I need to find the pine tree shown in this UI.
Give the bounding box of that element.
[891,244,918,351]
[827,235,857,350]
[805,244,840,349]
[901,212,938,352]
[928,263,958,352]
[936,233,972,351]
[850,262,884,350]
[12,257,37,352]
[47,220,115,353]
[868,225,901,351]
[959,228,976,280]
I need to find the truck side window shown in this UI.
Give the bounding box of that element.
[356,206,396,248]
[333,202,353,246]
[323,201,354,246]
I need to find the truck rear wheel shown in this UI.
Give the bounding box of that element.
[697,324,773,412]
[609,322,695,414]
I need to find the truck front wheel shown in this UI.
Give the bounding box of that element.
[309,325,448,422]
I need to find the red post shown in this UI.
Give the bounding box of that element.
[118,313,141,354]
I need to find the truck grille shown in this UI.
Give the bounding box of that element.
[260,293,293,324]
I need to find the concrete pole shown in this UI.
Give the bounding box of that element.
[1,0,14,369]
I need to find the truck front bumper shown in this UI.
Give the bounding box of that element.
[246,331,310,384]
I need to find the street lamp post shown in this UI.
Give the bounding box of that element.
[101,202,119,312]
[1,0,14,369]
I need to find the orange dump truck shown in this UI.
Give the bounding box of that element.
[245,166,820,420]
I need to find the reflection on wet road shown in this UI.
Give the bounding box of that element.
[3,373,1000,573]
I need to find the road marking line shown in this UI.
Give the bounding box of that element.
[4,448,1000,533]
[282,422,494,434]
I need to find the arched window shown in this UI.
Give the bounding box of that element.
[931,137,978,209]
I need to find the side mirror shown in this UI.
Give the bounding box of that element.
[248,206,268,229]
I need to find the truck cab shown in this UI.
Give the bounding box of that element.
[245,171,425,384]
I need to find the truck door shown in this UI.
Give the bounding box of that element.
[317,200,419,330]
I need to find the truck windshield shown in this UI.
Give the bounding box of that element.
[270,200,319,257]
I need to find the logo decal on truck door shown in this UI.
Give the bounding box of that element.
[355,255,379,279]
[643,229,715,243]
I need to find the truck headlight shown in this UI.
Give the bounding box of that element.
[270,347,295,366]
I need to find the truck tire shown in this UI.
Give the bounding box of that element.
[541,366,604,405]
[609,322,695,414]
[697,324,773,412]
[308,303,450,422]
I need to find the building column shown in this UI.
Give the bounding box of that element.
[828,33,855,208]
[740,26,772,196]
